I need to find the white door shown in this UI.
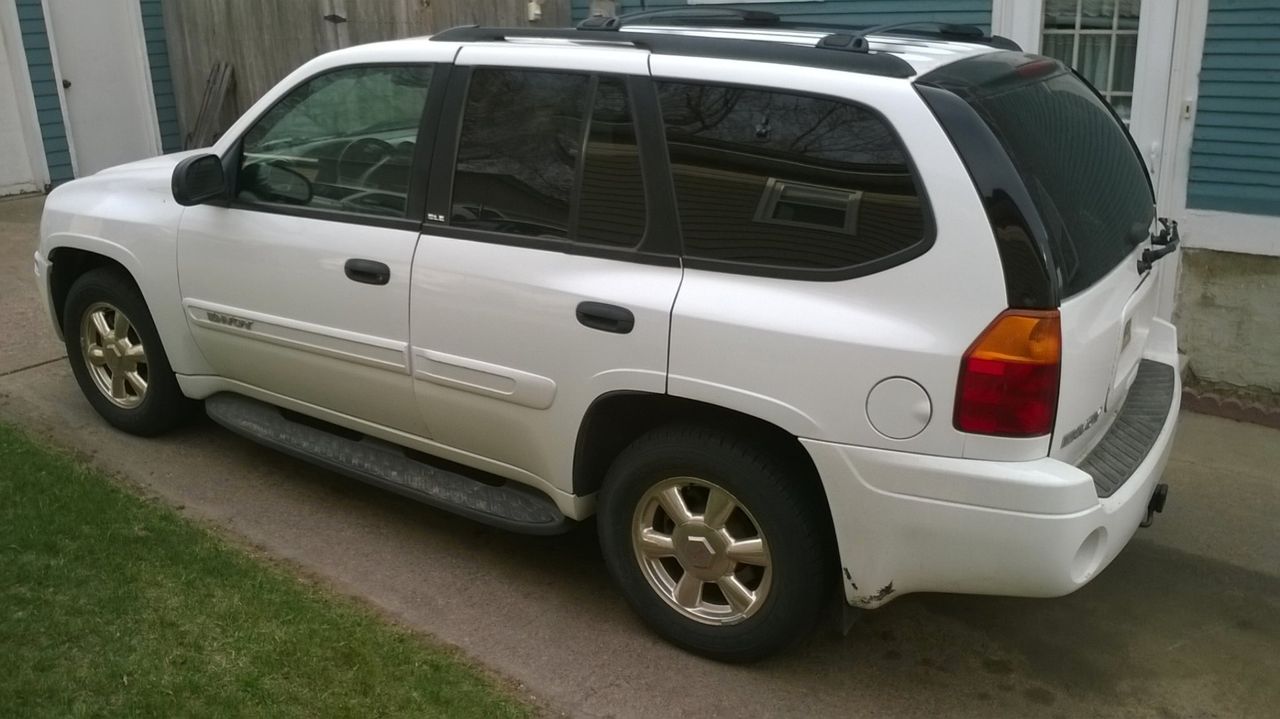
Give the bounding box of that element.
[45,0,161,175]
[178,64,437,435]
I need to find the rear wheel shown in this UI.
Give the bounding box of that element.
[63,268,192,436]
[598,424,833,662]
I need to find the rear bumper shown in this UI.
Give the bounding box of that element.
[808,319,1180,608]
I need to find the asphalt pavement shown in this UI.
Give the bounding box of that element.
[2,193,1277,718]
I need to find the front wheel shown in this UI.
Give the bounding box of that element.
[63,268,192,436]
[598,425,834,662]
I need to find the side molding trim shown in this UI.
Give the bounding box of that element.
[412,347,557,410]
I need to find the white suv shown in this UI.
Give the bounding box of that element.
[35,12,1181,661]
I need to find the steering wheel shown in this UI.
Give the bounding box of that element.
[336,137,396,186]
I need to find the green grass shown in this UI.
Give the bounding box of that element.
[0,422,534,719]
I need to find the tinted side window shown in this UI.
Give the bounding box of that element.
[658,82,926,271]
[577,78,646,248]
[239,66,432,218]
[451,71,647,248]
[452,70,588,240]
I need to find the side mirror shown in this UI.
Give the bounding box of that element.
[172,154,227,206]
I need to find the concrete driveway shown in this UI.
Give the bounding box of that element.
[2,193,1278,718]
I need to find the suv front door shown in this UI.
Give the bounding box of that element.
[408,46,682,491]
[178,63,443,435]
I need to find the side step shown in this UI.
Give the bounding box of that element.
[205,393,572,535]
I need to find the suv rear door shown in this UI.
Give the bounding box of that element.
[922,55,1169,463]
[408,45,681,490]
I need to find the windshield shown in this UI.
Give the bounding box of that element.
[924,56,1155,297]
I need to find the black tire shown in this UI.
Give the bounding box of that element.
[598,424,834,662]
[63,267,193,436]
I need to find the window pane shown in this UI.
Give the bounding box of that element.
[1044,0,1078,29]
[1080,0,1117,29]
[1077,34,1114,90]
[452,70,589,240]
[1110,95,1133,124]
[1117,0,1140,30]
[577,78,647,248]
[1113,34,1138,93]
[239,66,432,218]
[1042,34,1075,65]
[1040,0,1140,119]
[658,83,925,271]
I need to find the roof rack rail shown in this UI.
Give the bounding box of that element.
[428,25,916,78]
[578,7,781,31]
[826,21,1022,52]
[578,12,1021,52]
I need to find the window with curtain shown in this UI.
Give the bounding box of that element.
[1041,0,1140,122]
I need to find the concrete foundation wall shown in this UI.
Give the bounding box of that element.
[1175,248,1280,393]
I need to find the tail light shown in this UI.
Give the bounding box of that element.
[954,310,1061,437]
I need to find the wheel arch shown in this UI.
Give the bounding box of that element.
[573,393,835,528]
[585,392,844,658]
[47,243,143,337]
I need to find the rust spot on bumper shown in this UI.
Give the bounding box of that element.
[853,582,895,607]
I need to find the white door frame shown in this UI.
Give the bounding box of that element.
[41,0,163,177]
[991,0,1045,53]
[0,0,51,188]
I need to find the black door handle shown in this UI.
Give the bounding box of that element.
[344,258,390,285]
[576,302,635,334]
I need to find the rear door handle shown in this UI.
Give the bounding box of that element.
[576,301,635,334]
[344,258,390,285]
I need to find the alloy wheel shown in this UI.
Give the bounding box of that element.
[632,477,773,625]
[80,302,149,409]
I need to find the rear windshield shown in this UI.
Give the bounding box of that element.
[929,59,1154,297]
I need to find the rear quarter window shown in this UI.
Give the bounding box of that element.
[656,82,930,278]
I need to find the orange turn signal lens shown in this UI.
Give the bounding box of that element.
[954,310,1062,437]
[966,310,1061,365]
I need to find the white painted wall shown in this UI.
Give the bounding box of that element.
[0,20,39,196]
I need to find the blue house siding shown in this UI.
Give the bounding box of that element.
[139,0,181,153]
[1187,0,1280,216]
[571,1,991,28]
[15,0,73,184]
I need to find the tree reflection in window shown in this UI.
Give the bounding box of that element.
[452,71,590,239]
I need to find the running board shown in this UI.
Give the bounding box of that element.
[204,393,571,535]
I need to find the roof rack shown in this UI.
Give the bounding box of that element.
[843,21,1022,51]
[578,7,781,30]
[429,26,917,78]
[577,9,1021,52]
